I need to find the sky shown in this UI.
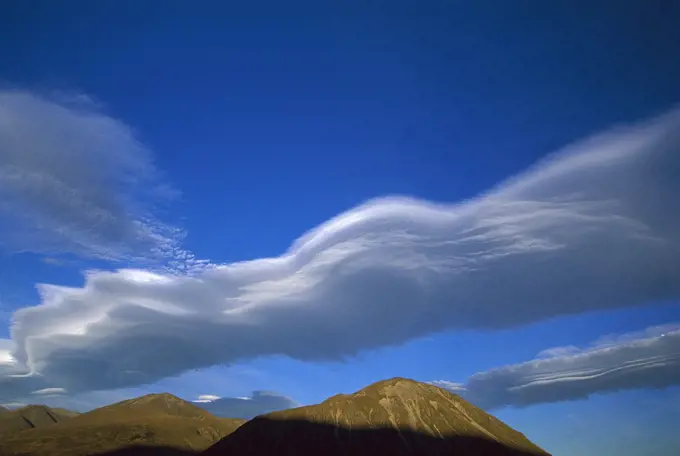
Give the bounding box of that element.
[1,1,680,455]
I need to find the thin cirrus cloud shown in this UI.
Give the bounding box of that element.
[0,89,206,273]
[1,104,679,401]
[446,323,680,409]
[428,380,467,393]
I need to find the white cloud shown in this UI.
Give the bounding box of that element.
[0,339,25,379]
[0,89,205,272]
[535,346,580,359]
[1,402,26,410]
[194,391,299,419]
[428,380,467,392]
[0,340,14,364]
[458,324,680,409]
[1,107,680,400]
[194,394,221,403]
[30,387,67,396]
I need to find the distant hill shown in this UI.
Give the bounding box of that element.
[203,377,550,456]
[0,393,245,456]
[0,405,78,434]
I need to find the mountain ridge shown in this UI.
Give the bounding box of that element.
[203,376,550,456]
[0,378,549,456]
[0,404,78,434]
[0,393,245,456]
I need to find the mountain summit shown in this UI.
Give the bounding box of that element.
[203,377,550,456]
[81,393,214,421]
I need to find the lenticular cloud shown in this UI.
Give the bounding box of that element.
[2,107,680,400]
[456,323,680,409]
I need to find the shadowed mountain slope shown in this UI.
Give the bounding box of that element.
[0,393,245,456]
[203,377,550,456]
[76,446,197,456]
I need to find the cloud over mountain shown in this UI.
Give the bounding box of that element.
[193,391,300,419]
[458,324,680,409]
[1,107,679,400]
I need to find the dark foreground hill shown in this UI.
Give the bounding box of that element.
[0,393,245,456]
[0,404,79,434]
[203,377,550,456]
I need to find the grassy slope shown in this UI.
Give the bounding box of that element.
[267,378,548,453]
[0,394,245,456]
[0,405,77,433]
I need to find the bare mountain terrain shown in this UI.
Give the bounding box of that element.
[203,377,550,456]
[0,378,548,456]
[0,394,245,456]
[0,404,79,434]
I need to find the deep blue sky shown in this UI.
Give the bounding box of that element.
[1,2,680,455]
[5,1,680,262]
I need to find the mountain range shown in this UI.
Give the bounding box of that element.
[0,377,550,456]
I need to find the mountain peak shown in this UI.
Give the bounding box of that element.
[13,404,51,413]
[0,395,244,456]
[204,377,550,455]
[122,392,186,405]
[363,376,422,389]
[80,392,214,421]
[321,376,464,407]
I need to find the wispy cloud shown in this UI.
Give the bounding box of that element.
[1,107,679,400]
[0,89,205,272]
[0,402,26,410]
[428,380,467,393]
[454,324,680,409]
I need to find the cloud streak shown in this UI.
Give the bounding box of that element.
[1,107,679,400]
[455,324,680,409]
[0,89,204,272]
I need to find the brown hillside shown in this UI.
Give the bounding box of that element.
[0,393,245,456]
[203,377,550,456]
[0,404,76,434]
[52,407,82,419]
[73,393,214,422]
